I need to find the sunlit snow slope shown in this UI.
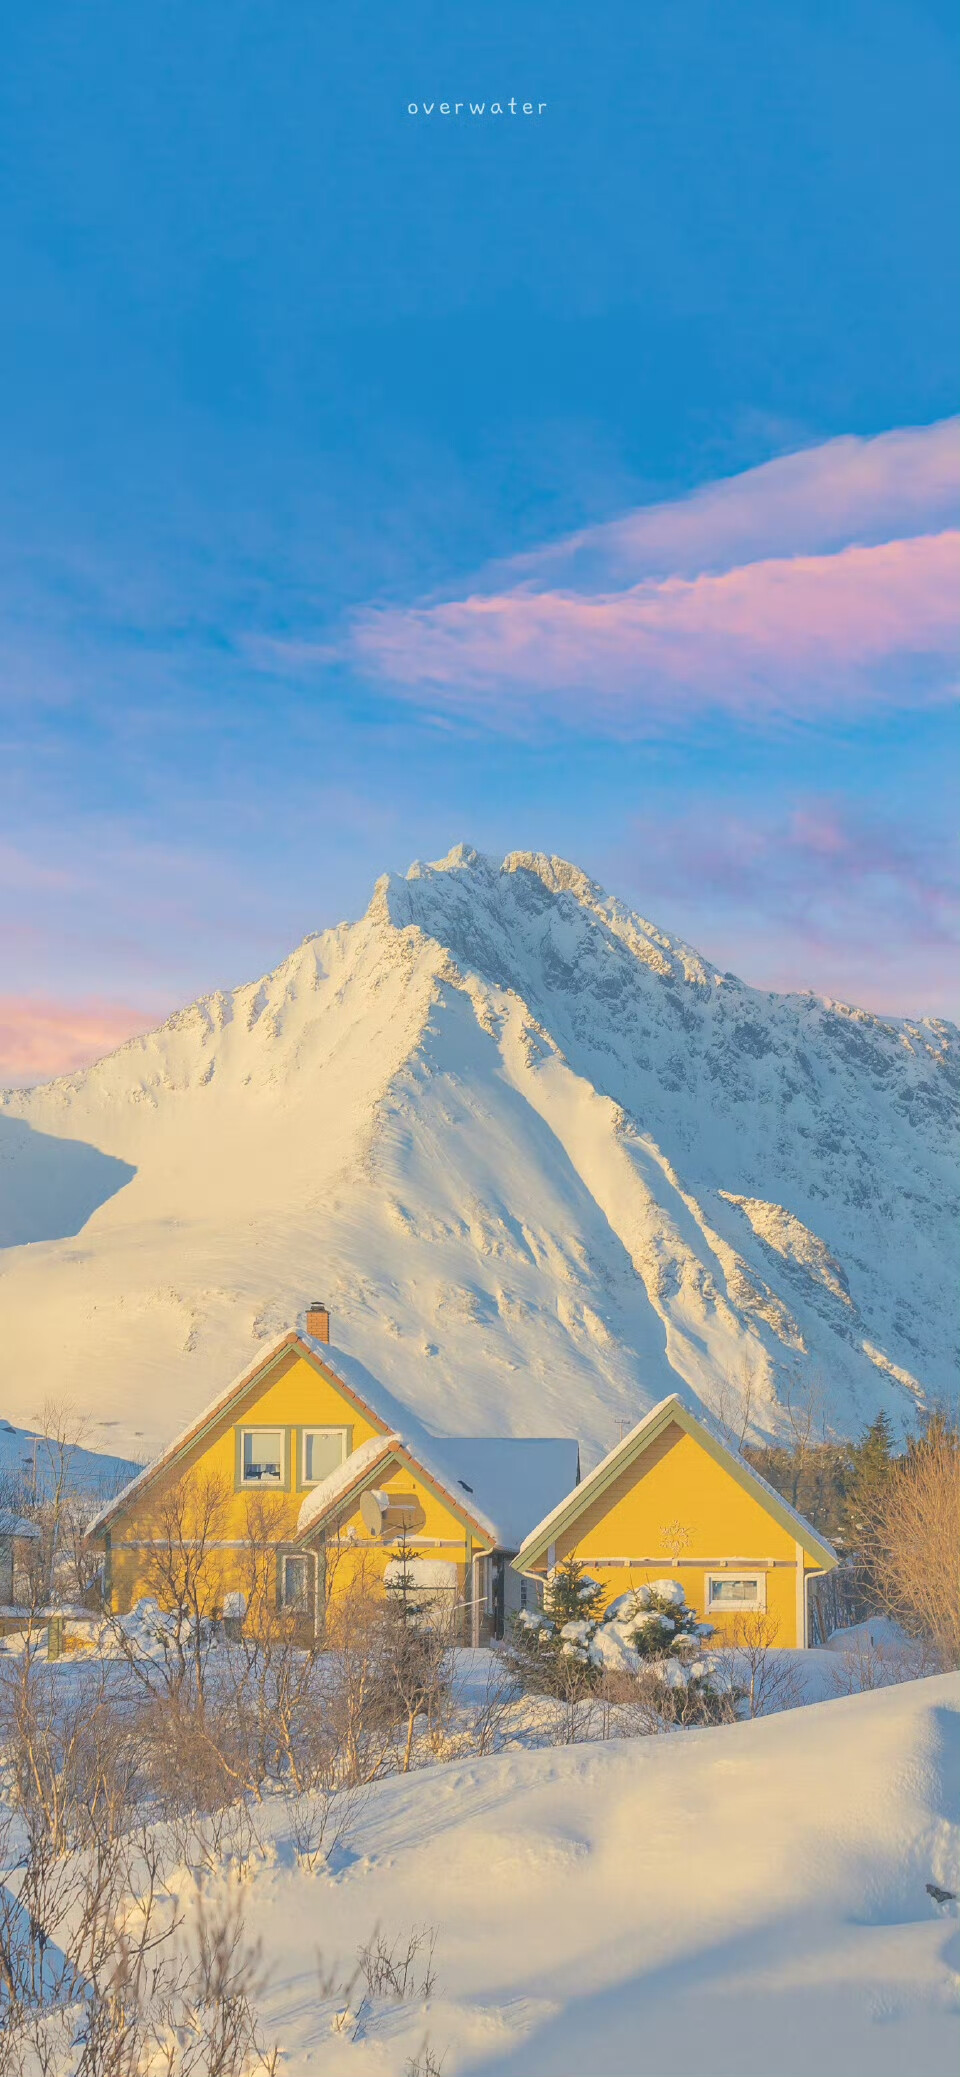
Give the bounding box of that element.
[0,848,955,1463]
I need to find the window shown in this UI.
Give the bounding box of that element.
[706,1574,765,1613]
[301,1427,349,1485]
[279,1554,313,1612]
[240,1428,285,1486]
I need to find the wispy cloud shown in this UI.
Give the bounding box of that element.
[0,998,161,1089]
[613,798,960,1018]
[333,419,960,731]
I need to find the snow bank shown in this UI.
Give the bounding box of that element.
[232,1670,960,2075]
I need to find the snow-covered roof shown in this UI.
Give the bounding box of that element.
[0,1511,41,1540]
[295,1429,579,1551]
[87,1324,579,1554]
[86,1326,399,1535]
[296,1435,400,1537]
[421,1437,581,1551]
[514,1393,838,1571]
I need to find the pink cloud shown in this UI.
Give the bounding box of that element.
[505,417,960,588]
[611,798,959,1018]
[0,998,159,1088]
[350,530,959,727]
[271,418,960,732]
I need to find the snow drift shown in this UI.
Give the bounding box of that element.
[216,1669,960,2074]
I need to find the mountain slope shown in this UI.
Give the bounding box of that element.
[0,847,955,1464]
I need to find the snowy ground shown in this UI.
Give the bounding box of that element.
[2,1616,957,2074]
[10,1655,951,2076]
[184,1669,959,2076]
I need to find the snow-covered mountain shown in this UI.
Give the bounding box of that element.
[0,847,956,1467]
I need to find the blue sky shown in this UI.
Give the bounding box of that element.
[1,0,958,1079]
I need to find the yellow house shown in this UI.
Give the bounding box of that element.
[88,1304,579,1643]
[514,1394,838,1648]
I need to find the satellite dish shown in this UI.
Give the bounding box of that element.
[360,1489,386,1535]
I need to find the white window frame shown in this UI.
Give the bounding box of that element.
[238,1426,287,1489]
[300,1426,350,1487]
[705,1571,766,1614]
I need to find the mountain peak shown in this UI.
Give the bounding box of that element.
[0,845,955,1460]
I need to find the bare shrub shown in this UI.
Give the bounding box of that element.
[863,1418,960,1668]
[0,1658,183,2073]
[356,1923,438,2005]
[405,2044,447,2077]
[317,1554,452,1783]
[715,1612,803,1719]
[595,1660,740,1735]
[287,1781,360,1873]
[105,1473,231,1703]
[461,1652,517,1757]
[159,1885,278,2076]
[0,1683,278,2072]
[829,1630,943,1697]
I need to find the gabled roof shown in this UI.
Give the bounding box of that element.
[0,1511,41,1541]
[87,1327,396,1536]
[295,1435,404,1537]
[294,1433,500,1547]
[424,1437,581,1550]
[295,1432,580,1552]
[514,1394,838,1572]
[86,1322,580,1554]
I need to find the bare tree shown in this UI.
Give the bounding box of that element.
[105,1473,230,1702]
[27,1399,91,1608]
[779,1367,827,1506]
[321,1556,404,1787]
[715,1611,802,1718]
[714,1353,761,1453]
[863,1416,960,1668]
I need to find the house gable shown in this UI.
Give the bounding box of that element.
[552,1421,800,1565]
[515,1395,837,1574]
[89,1333,393,1538]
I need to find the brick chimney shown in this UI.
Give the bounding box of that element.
[306,1300,330,1343]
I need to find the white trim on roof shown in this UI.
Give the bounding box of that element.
[296,1436,399,1536]
[86,1328,392,1536]
[514,1393,838,1571]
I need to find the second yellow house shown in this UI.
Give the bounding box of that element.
[514,1394,837,1648]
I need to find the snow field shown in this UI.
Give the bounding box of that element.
[159,1673,960,2074]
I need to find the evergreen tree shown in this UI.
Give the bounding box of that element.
[842,1411,895,1545]
[543,1555,606,1629]
[613,1580,705,1660]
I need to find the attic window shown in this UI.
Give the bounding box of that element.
[240,1429,285,1486]
[302,1428,349,1486]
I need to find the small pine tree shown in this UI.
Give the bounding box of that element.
[382,1524,451,1768]
[841,1411,895,1544]
[504,1557,607,1697]
[544,1556,606,1629]
[384,1521,428,1626]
